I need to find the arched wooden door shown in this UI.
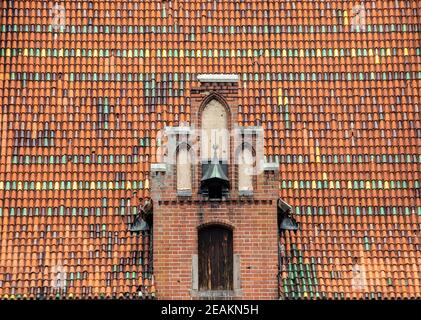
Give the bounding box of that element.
[198,225,233,291]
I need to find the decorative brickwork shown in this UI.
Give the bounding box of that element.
[152,79,279,299]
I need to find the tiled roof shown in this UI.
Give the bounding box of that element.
[0,0,420,299]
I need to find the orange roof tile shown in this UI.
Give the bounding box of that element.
[0,0,420,300]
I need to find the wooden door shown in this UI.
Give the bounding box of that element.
[198,226,233,291]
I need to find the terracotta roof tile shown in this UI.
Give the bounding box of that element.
[0,0,420,299]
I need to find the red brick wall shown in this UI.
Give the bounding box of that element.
[151,80,280,300]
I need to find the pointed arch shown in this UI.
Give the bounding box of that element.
[199,94,231,161]
[236,143,255,193]
[176,142,193,193]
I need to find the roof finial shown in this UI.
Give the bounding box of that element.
[212,144,219,163]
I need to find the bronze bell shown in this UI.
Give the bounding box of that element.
[278,199,299,231]
[279,216,299,231]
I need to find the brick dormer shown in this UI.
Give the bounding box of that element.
[151,74,279,299]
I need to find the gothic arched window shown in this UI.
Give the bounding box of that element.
[201,99,229,161]
[238,146,254,193]
[176,144,192,193]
